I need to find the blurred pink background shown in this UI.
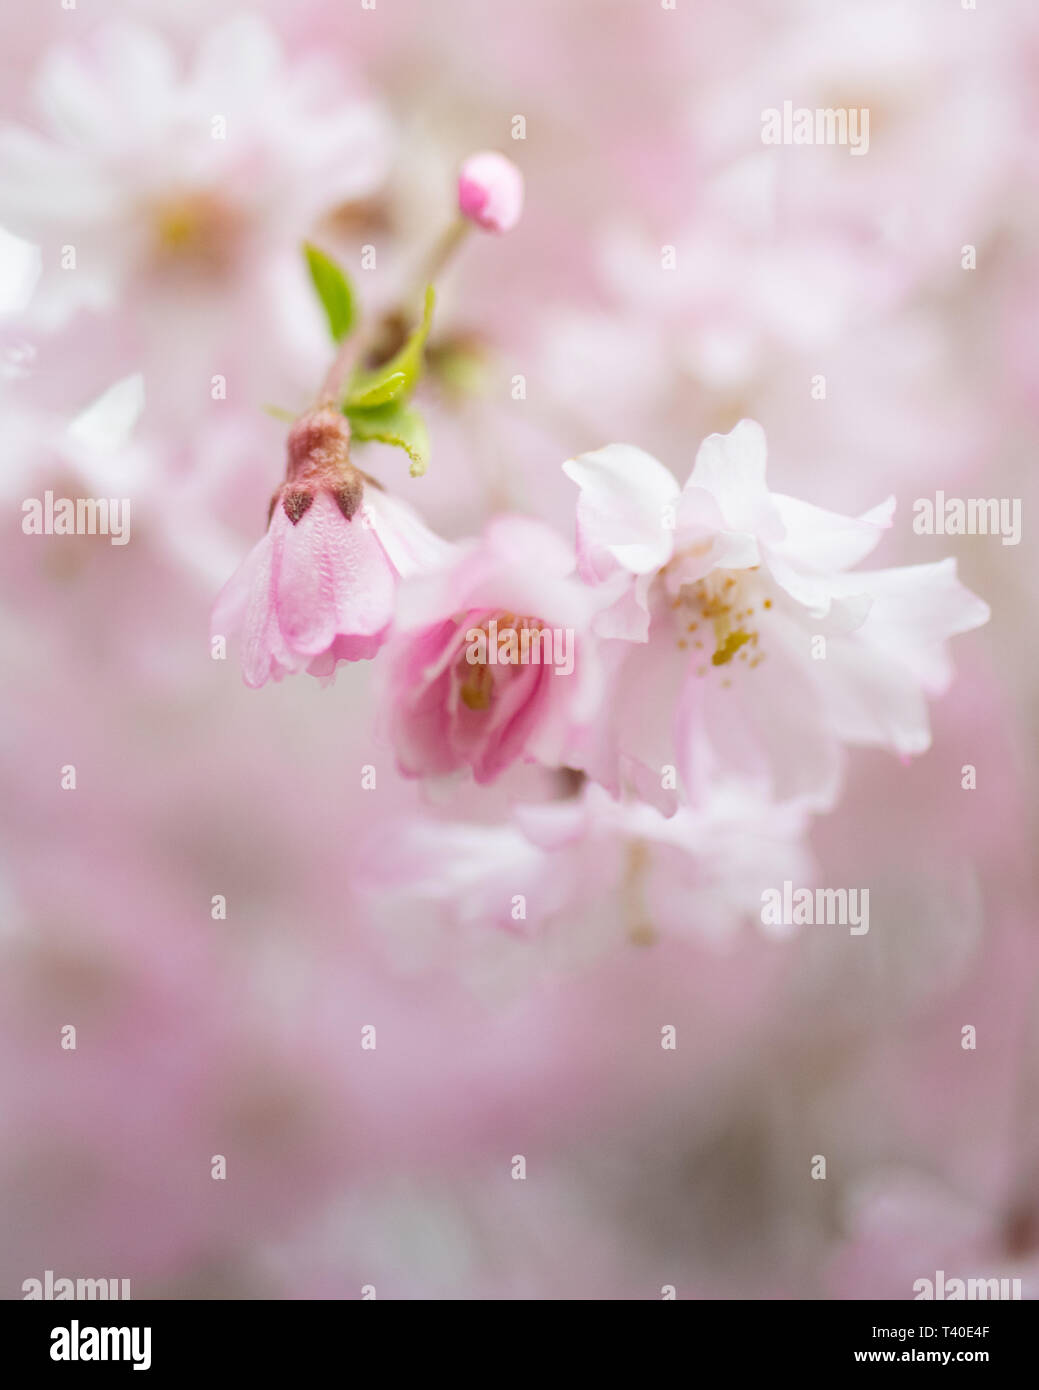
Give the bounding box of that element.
[1,0,1037,1299]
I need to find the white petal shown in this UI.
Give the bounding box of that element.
[363,487,455,578]
[686,418,782,539]
[0,224,40,315]
[67,373,145,452]
[563,443,679,576]
[809,637,934,756]
[766,553,873,630]
[840,558,990,691]
[677,630,844,812]
[769,492,895,572]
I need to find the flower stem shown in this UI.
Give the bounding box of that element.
[317,217,471,410]
[414,216,470,295]
[317,332,365,409]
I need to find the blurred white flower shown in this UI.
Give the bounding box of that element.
[0,16,386,331]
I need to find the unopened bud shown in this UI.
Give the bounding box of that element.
[458,151,524,234]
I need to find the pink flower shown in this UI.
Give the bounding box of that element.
[212,408,450,687]
[457,151,524,233]
[384,516,600,783]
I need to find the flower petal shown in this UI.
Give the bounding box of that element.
[686,418,783,540]
[563,443,679,578]
[769,492,895,572]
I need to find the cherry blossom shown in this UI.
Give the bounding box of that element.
[212,409,449,687]
[383,516,602,784]
[565,419,990,808]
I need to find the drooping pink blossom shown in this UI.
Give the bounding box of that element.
[212,408,450,687]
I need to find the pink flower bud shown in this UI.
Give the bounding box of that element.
[457,151,524,234]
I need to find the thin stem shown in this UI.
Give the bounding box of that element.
[414,216,470,295]
[317,331,365,409]
[315,216,471,411]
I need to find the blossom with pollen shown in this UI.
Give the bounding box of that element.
[564,419,990,810]
[384,516,601,784]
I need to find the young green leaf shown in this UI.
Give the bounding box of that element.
[304,242,357,343]
[346,284,435,407]
[347,400,431,477]
[345,371,407,410]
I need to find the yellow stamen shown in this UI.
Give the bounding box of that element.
[711,628,753,666]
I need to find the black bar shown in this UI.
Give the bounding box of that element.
[3,1297,1030,1377]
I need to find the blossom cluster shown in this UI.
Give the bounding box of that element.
[213,229,989,951]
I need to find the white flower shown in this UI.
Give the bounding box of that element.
[360,776,813,986]
[0,16,386,337]
[564,419,990,810]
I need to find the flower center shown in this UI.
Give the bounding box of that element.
[149,190,243,274]
[457,612,547,711]
[670,568,771,674]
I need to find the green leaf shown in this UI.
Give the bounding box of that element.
[304,242,357,343]
[346,284,435,407]
[345,371,406,410]
[346,400,431,477]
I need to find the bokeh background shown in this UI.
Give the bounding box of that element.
[2,0,1037,1299]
